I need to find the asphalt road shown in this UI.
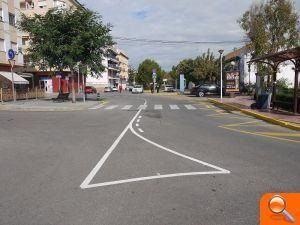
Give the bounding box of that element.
[0,92,299,225]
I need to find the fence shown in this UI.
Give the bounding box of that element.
[0,88,45,102]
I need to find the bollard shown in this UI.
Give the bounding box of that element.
[35,87,38,100]
[0,88,2,104]
[96,93,101,101]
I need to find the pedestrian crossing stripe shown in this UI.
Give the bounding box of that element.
[122,105,133,110]
[184,104,197,110]
[91,104,216,111]
[154,104,163,110]
[169,105,179,110]
[104,105,118,110]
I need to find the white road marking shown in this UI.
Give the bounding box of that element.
[184,104,197,110]
[80,100,146,189]
[80,99,230,189]
[138,128,144,133]
[89,104,103,110]
[122,105,133,110]
[154,104,163,110]
[138,116,142,119]
[136,123,139,127]
[138,105,147,110]
[169,104,180,110]
[105,105,118,110]
[137,119,140,123]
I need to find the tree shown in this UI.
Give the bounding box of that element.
[238,0,299,98]
[238,0,299,57]
[19,8,113,103]
[137,59,163,87]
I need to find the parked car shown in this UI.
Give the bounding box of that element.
[191,83,220,97]
[111,86,118,92]
[164,85,174,92]
[132,85,144,94]
[104,87,112,92]
[126,86,134,91]
[85,86,97,94]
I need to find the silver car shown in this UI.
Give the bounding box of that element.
[132,85,144,94]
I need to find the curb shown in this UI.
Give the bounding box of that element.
[208,98,300,131]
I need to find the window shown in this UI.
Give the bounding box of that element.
[11,42,17,52]
[0,39,5,52]
[9,13,15,26]
[38,0,47,8]
[0,8,3,22]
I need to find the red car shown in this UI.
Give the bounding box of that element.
[85,86,97,94]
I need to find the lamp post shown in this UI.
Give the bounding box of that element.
[218,49,224,99]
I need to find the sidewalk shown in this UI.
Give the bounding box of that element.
[0,97,103,112]
[208,95,300,131]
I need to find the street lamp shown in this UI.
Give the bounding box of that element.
[218,49,224,99]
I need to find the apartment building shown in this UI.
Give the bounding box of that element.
[20,0,83,94]
[117,49,129,89]
[0,0,26,86]
[86,47,129,91]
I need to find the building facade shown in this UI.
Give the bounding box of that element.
[86,47,129,91]
[0,0,24,73]
[20,0,83,94]
[225,47,296,92]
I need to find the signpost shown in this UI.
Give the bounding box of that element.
[180,74,185,95]
[152,68,157,93]
[8,49,16,102]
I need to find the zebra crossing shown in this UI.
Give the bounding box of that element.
[90,104,211,111]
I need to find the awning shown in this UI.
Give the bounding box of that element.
[18,73,34,78]
[0,71,29,84]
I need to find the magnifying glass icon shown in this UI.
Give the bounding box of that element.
[269,195,295,223]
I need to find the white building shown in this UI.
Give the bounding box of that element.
[86,47,129,91]
[225,47,296,88]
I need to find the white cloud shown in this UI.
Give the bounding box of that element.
[79,0,300,70]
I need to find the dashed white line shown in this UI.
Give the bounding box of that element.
[136,123,139,127]
[137,119,140,123]
[138,128,144,133]
[138,116,142,119]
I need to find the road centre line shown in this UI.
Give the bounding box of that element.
[137,119,140,123]
[138,128,144,133]
[136,123,139,127]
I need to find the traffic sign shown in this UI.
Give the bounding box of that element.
[8,49,15,60]
[65,76,69,81]
[152,73,157,80]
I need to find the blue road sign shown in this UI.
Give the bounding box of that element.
[152,73,157,80]
[8,49,15,60]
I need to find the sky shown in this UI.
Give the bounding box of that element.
[79,0,300,71]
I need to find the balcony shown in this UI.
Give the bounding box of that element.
[108,64,120,71]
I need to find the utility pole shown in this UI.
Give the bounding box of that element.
[218,49,224,99]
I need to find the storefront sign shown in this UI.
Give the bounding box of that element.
[225,71,240,92]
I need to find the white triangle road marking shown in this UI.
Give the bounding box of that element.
[80,101,230,189]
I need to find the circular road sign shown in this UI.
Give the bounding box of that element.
[8,49,15,60]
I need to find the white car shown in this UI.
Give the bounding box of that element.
[132,85,144,94]
[111,87,118,92]
[164,85,174,92]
